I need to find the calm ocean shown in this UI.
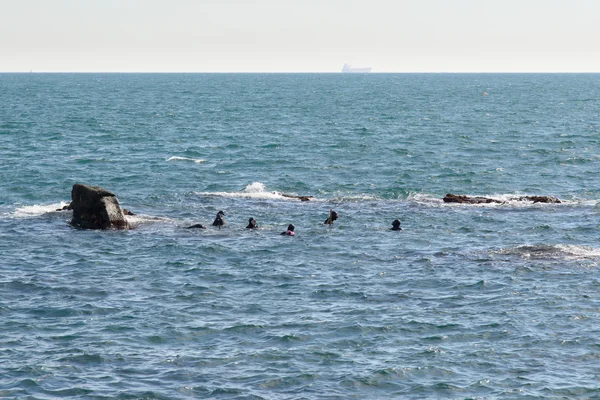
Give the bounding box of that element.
[1,73,599,399]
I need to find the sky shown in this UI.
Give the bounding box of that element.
[1,0,599,72]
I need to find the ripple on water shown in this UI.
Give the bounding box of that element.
[2,73,600,399]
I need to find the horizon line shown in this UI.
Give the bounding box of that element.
[2,71,599,74]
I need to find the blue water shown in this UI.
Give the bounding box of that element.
[1,73,600,399]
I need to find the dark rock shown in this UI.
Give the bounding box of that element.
[443,193,502,204]
[70,184,129,229]
[517,196,561,204]
[281,193,314,201]
[56,203,73,211]
[443,193,561,204]
[122,208,135,216]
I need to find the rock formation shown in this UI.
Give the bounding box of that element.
[70,183,129,229]
[516,196,561,204]
[443,194,503,204]
[443,193,561,204]
[281,193,314,201]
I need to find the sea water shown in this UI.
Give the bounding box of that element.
[1,73,599,399]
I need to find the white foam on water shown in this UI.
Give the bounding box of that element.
[125,214,175,228]
[195,182,312,201]
[332,194,379,202]
[486,193,569,206]
[167,156,206,163]
[243,182,267,193]
[12,202,70,218]
[555,244,600,259]
[493,244,600,260]
[406,192,443,204]
[411,193,580,208]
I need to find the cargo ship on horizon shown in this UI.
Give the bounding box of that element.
[342,63,372,73]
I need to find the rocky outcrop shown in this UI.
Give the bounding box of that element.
[281,193,314,201]
[70,184,129,229]
[515,196,561,204]
[443,193,561,204]
[443,194,503,204]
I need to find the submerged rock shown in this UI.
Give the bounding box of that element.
[443,193,561,204]
[516,196,561,204]
[70,183,129,229]
[443,194,503,204]
[281,193,314,201]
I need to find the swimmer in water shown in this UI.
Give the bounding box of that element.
[246,217,257,229]
[391,219,402,231]
[186,224,206,229]
[212,210,226,228]
[324,210,338,225]
[281,224,295,236]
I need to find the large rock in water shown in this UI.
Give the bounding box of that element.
[70,184,129,229]
[442,193,503,204]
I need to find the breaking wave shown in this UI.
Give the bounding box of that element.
[167,156,206,163]
[124,214,174,228]
[492,244,600,260]
[11,202,71,218]
[195,182,315,201]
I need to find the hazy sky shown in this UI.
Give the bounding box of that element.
[1,0,599,72]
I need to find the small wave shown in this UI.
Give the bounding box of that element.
[167,156,206,163]
[12,202,70,218]
[195,182,313,201]
[243,182,267,193]
[493,244,600,260]
[73,157,110,164]
[125,214,174,226]
[197,183,385,202]
[327,192,380,202]
[407,192,443,204]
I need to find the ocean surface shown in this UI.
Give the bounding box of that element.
[1,73,600,399]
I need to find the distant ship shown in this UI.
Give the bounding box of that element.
[342,63,372,73]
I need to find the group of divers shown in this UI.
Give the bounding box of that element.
[186,210,403,235]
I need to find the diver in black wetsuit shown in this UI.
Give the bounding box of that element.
[391,219,402,231]
[212,210,226,228]
[324,210,338,225]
